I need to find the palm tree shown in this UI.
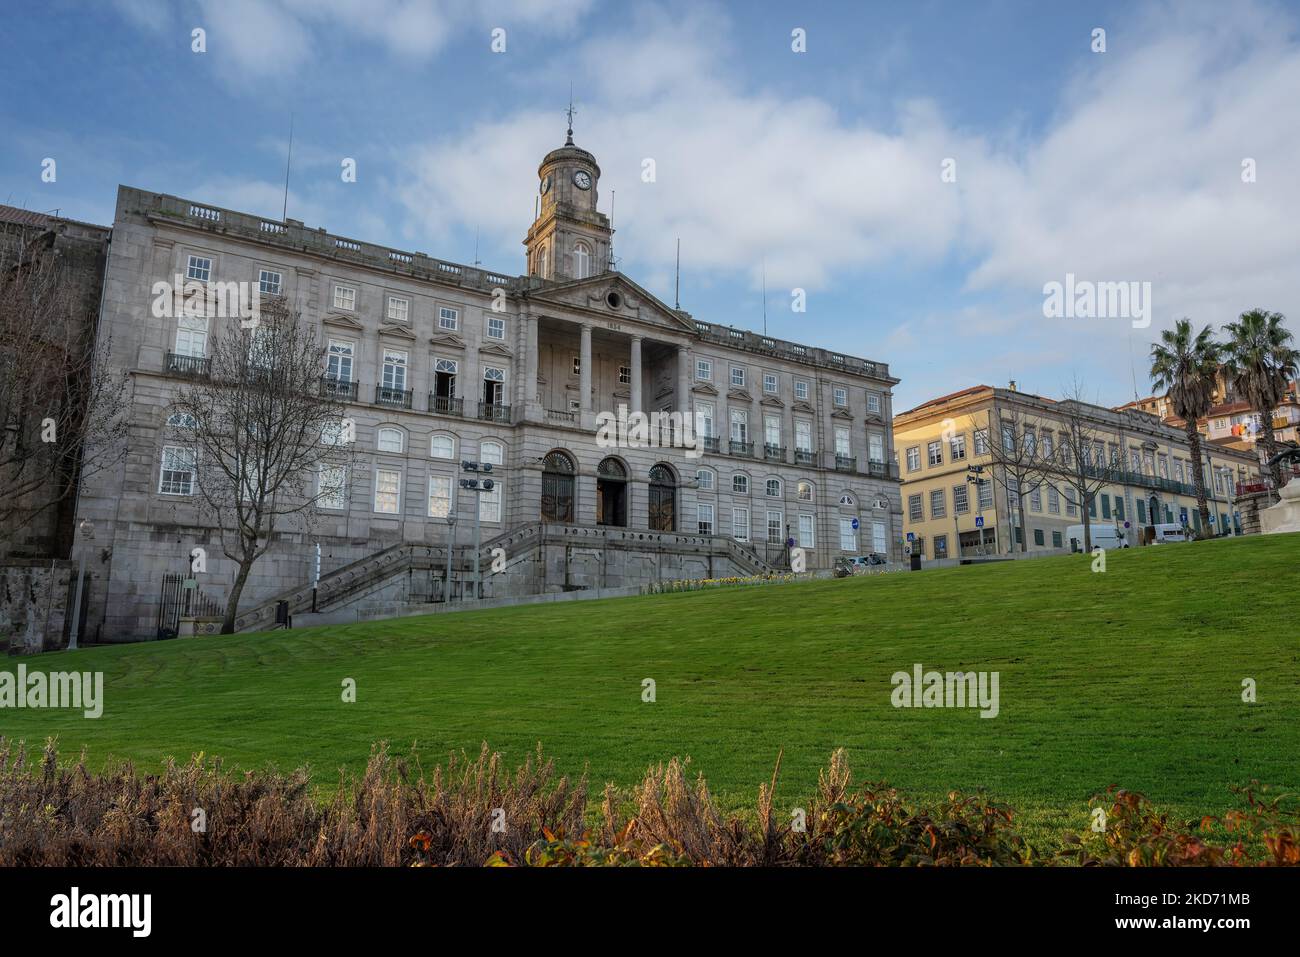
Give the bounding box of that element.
[1150,319,1221,532]
[1222,309,1299,490]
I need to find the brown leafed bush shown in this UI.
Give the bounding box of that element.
[2,737,1296,867]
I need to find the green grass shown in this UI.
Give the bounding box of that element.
[3,533,1297,845]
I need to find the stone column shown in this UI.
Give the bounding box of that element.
[676,345,690,414]
[630,335,643,415]
[579,322,593,429]
[524,314,539,420]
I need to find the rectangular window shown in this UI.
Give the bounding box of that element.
[872,520,888,554]
[764,415,781,447]
[978,479,992,510]
[386,295,409,322]
[867,392,881,415]
[906,447,920,471]
[158,446,196,495]
[697,503,714,535]
[730,409,747,442]
[833,385,848,407]
[374,469,401,514]
[795,420,812,452]
[1034,528,1045,546]
[1065,488,1078,517]
[438,306,458,330]
[186,255,212,282]
[1115,497,1125,521]
[869,432,884,463]
[333,284,356,310]
[1041,432,1053,459]
[619,365,631,384]
[1002,424,1015,452]
[835,427,850,457]
[427,475,452,518]
[798,514,815,548]
[950,434,967,460]
[1101,495,1111,519]
[1052,530,1063,548]
[953,484,969,513]
[486,316,506,340]
[930,488,946,519]
[794,379,809,401]
[327,339,354,382]
[934,534,948,559]
[175,314,209,358]
[479,481,501,522]
[259,269,282,296]
[318,466,347,510]
[382,349,408,391]
[731,366,745,387]
[839,518,857,552]
[767,510,783,541]
[733,506,750,541]
[697,401,715,438]
[1048,486,1060,514]
[1030,487,1042,512]
[696,358,712,381]
[974,429,989,455]
[927,441,942,466]
[908,494,922,521]
[763,372,778,394]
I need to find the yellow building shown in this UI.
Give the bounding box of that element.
[893,384,1262,559]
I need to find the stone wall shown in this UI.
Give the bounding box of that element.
[0,560,77,655]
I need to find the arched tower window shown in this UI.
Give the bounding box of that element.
[574,242,591,280]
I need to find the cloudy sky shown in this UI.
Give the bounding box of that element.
[3,0,1297,410]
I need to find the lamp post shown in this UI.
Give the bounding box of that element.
[444,515,457,603]
[459,460,495,601]
[68,518,94,651]
[966,465,987,556]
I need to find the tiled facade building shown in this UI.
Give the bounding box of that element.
[73,133,902,640]
[894,383,1263,559]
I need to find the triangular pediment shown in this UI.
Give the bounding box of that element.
[378,322,416,341]
[792,400,815,414]
[831,407,854,420]
[526,271,696,335]
[429,332,466,349]
[692,382,719,397]
[323,313,364,331]
[760,395,785,408]
[480,342,513,358]
[728,387,754,403]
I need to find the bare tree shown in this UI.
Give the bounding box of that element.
[981,403,1049,553]
[171,300,351,633]
[1047,380,1124,553]
[0,231,128,555]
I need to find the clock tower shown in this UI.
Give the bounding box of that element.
[524,113,612,281]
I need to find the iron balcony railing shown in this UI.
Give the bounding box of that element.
[545,408,576,424]
[428,395,464,417]
[479,402,512,424]
[763,444,786,462]
[835,454,857,473]
[166,352,211,377]
[375,385,413,409]
[320,376,359,401]
[729,440,754,457]
[794,449,815,466]
[703,436,720,453]
[867,460,898,480]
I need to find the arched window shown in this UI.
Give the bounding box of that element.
[166,411,196,429]
[574,242,591,279]
[797,480,814,502]
[541,450,575,523]
[696,468,715,491]
[766,478,782,497]
[596,456,628,527]
[649,464,676,532]
[539,246,548,278]
[839,492,855,507]
[732,473,749,495]
[430,434,455,460]
[480,440,504,466]
[377,427,404,454]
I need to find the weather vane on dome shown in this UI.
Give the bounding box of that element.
[565,87,576,146]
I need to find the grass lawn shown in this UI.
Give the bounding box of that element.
[3,533,1297,847]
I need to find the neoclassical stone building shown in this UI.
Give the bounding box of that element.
[75,132,901,640]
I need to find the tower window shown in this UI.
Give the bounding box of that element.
[574,242,591,280]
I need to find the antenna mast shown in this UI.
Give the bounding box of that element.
[674,238,681,310]
[282,113,294,222]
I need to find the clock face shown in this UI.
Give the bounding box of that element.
[540,175,551,195]
[573,170,592,190]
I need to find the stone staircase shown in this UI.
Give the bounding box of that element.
[231,523,775,632]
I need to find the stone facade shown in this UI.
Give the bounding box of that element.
[73,135,902,641]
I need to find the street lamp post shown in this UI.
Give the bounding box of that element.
[459,460,495,601]
[444,515,457,603]
[68,518,94,651]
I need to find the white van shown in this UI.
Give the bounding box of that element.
[1066,524,1128,553]
[1150,523,1187,544]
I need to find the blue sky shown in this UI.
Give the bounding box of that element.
[3,0,1298,410]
